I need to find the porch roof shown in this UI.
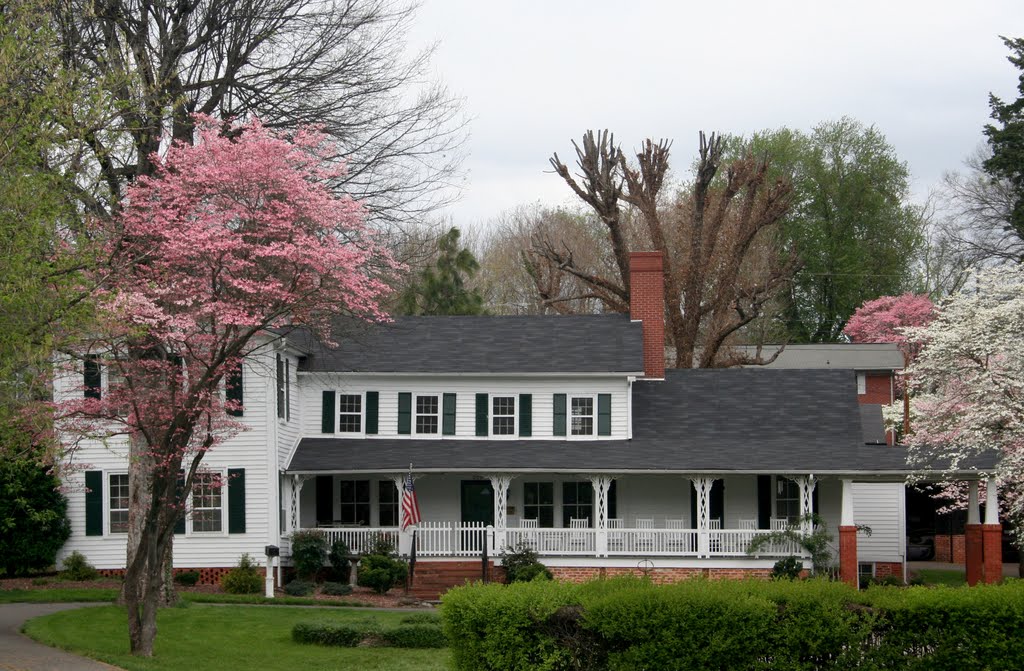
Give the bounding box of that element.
[285,369,998,476]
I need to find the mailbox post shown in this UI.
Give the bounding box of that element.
[264,545,279,598]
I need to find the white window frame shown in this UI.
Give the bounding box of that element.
[569,394,596,438]
[107,471,130,535]
[188,470,226,535]
[856,372,866,395]
[776,476,801,524]
[414,394,440,435]
[337,392,364,434]
[491,394,517,438]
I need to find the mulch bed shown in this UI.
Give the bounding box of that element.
[0,576,430,609]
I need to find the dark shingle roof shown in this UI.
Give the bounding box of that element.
[287,369,992,474]
[289,315,643,373]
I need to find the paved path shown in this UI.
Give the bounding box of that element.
[0,603,120,671]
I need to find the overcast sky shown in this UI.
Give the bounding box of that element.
[406,1,1023,230]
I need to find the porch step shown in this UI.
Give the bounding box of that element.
[408,561,504,599]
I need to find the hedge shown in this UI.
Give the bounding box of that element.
[291,619,444,648]
[441,577,1024,671]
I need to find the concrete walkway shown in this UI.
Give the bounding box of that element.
[0,603,120,671]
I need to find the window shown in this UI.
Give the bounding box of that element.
[523,482,554,527]
[106,363,130,416]
[192,472,223,533]
[275,354,285,419]
[338,394,362,432]
[109,474,129,533]
[84,355,102,399]
[857,373,866,395]
[492,396,515,436]
[562,482,593,526]
[378,481,399,527]
[339,480,371,526]
[415,395,439,434]
[570,397,594,436]
[776,477,800,524]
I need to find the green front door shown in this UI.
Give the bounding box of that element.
[460,480,494,525]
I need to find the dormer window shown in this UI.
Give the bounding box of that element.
[415,395,439,434]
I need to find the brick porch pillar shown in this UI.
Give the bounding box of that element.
[965,480,983,586]
[982,479,1002,584]
[839,479,858,588]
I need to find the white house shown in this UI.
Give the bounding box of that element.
[56,252,1002,594]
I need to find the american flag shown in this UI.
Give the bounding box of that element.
[401,472,421,531]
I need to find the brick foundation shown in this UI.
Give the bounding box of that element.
[548,566,772,584]
[965,524,983,586]
[934,534,951,562]
[952,534,966,565]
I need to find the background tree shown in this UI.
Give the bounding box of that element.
[396,227,486,315]
[53,118,394,656]
[51,0,464,227]
[534,130,797,367]
[983,36,1024,245]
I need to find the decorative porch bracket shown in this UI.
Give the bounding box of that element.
[690,477,714,558]
[289,474,311,532]
[590,475,614,556]
[489,474,514,552]
[795,475,817,536]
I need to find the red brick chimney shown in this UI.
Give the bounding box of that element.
[629,251,665,379]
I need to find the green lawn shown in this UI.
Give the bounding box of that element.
[0,587,119,603]
[914,569,967,587]
[23,604,450,671]
[0,586,371,607]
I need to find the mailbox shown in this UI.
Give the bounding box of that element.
[265,545,279,557]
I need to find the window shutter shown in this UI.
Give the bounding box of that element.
[321,390,336,433]
[85,471,103,536]
[475,393,488,436]
[84,356,102,400]
[285,359,291,421]
[365,391,379,434]
[553,394,567,436]
[442,393,457,435]
[597,394,612,436]
[174,471,186,534]
[519,394,532,437]
[398,392,412,434]
[225,361,244,417]
[275,354,284,418]
[228,468,246,533]
[315,475,333,526]
[757,475,772,529]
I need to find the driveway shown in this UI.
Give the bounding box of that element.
[0,603,119,671]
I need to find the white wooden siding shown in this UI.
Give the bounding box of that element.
[852,482,906,562]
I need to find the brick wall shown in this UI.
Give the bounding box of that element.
[936,534,966,564]
[860,372,894,405]
[873,562,904,580]
[549,566,772,584]
[629,252,665,379]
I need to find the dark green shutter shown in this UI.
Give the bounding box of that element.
[85,471,103,536]
[174,471,186,534]
[315,475,333,526]
[321,390,336,433]
[398,393,412,434]
[442,393,457,435]
[597,394,612,436]
[226,361,243,416]
[228,468,246,533]
[475,393,488,436]
[365,391,379,434]
[519,394,532,437]
[553,394,567,437]
[757,475,772,529]
[84,356,102,400]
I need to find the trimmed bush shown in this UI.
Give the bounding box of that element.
[284,579,314,596]
[328,538,352,583]
[356,553,407,594]
[221,553,262,594]
[292,621,363,647]
[772,555,803,580]
[382,624,447,648]
[290,530,328,581]
[500,543,552,583]
[0,454,72,576]
[401,612,442,625]
[174,570,200,586]
[60,551,99,581]
[321,581,352,596]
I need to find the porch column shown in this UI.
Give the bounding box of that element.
[839,479,858,589]
[983,479,1002,584]
[691,477,714,558]
[590,475,613,557]
[489,474,513,553]
[795,475,816,536]
[289,474,309,532]
[965,480,983,586]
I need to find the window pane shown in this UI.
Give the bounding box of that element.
[338,394,362,433]
[339,480,371,526]
[416,395,439,434]
[378,481,398,527]
[109,474,129,533]
[571,397,594,435]
[192,472,222,532]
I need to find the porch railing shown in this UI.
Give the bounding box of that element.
[306,526,400,554]
[506,527,596,555]
[417,520,489,557]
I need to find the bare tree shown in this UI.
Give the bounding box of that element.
[536,130,797,367]
[52,0,465,227]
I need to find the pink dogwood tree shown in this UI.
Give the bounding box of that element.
[54,117,395,656]
[843,292,936,437]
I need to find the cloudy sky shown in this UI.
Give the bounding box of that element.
[407,1,1023,229]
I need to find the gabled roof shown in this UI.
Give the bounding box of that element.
[287,369,990,475]
[289,314,644,374]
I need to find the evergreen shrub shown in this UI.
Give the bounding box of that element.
[290,530,328,581]
[60,551,99,581]
[221,553,262,594]
[356,553,407,594]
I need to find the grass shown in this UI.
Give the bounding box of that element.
[914,568,967,587]
[0,586,371,607]
[23,603,450,671]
